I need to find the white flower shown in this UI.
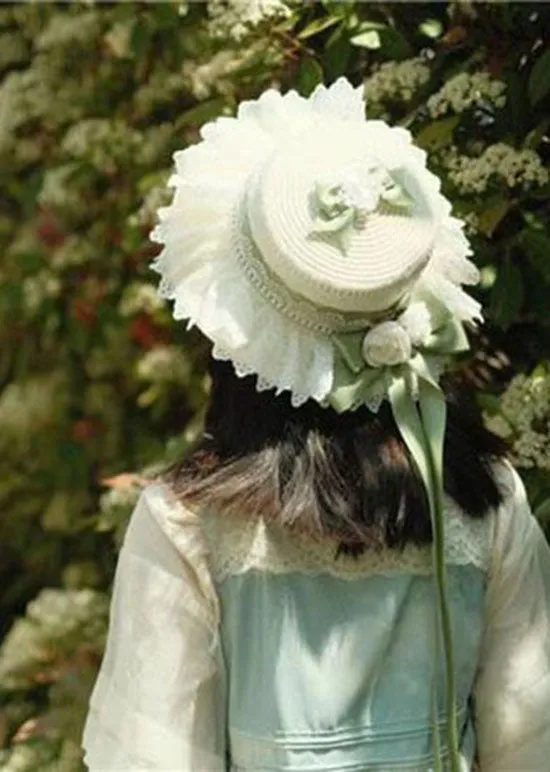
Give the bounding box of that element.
[119,281,164,317]
[444,142,548,195]
[485,371,550,471]
[427,71,506,118]
[341,170,380,214]
[183,49,244,100]
[207,0,292,42]
[398,301,432,346]
[362,321,412,367]
[136,345,190,384]
[364,57,431,108]
[22,271,61,315]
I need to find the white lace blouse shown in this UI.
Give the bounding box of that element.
[82,462,550,770]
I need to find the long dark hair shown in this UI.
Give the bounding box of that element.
[167,359,508,556]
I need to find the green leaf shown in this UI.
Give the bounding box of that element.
[350,20,387,32]
[534,495,550,523]
[490,256,524,330]
[130,19,149,58]
[525,117,550,149]
[15,250,44,274]
[478,197,511,237]
[522,229,550,281]
[529,49,550,106]
[175,98,227,129]
[296,55,324,96]
[379,27,413,60]
[351,29,382,49]
[298,14,343,40]
[419,18,443,39]
[323,24,352,81]
[415,117,460,150]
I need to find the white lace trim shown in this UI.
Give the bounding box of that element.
[201,497,492,583]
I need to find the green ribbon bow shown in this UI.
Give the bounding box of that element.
[328,297,469,772]
[309,170,414,256]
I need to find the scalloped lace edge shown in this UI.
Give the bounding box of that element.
[201,497,492,583]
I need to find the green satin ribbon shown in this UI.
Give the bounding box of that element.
[388,374,459,772]
[329,314,468,414]
[328,301,468,772]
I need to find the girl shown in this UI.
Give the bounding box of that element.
[82,78,550,771]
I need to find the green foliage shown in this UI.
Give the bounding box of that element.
[0,2,549,768]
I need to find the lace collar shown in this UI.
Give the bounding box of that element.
[200,497,493,583]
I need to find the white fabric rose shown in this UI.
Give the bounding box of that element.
[362,321,412,367]
[398,301,432,346]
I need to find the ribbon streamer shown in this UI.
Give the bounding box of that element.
[328,298,468,771]
[388,375,460,772]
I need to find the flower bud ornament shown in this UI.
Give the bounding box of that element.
[362,322,412,367]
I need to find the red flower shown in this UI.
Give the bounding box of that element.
[129,313,168,349]
[37,212,65,248]
[71,298,96,328]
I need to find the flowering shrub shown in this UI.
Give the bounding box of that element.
[0,2,549,768]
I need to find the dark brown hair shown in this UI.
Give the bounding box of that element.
[166,359,508,556]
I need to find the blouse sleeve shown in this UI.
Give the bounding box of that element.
[81,485,226,771]
[474,463,550,771]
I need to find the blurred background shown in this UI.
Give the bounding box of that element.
[0,1,549,769]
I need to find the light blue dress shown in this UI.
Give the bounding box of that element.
[218,567,481,771]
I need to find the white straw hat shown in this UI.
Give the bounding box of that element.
[246,122,439,315]
[151,77,480,407]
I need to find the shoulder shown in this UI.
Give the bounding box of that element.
[125,482,220,624]
[491,459,534,539]
[134,482,209,557]
[486,459,541,580]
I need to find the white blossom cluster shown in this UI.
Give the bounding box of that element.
[85,326,134,379]
[0,375,67,453]
[444,142,549,195]
[0,739,58,772]
[128,177,172,228]
[98,482,142,531]
[0,69,52,152]
[136,344,191,385]
[119,280,165,317]
[485,372,550,471]
[134,70,187,114]
[36,10,100,51]
[0,46,95,155]
[138,124,174,168]
[0,589,109,690]
[364,57,431,108]
[461,211,480,235]
[183,49,246,100]
[61,118,144,174]
[39,164,80,215]
[50,234,97,270]
[22,270,61,316]
[207,0,293,42]
[427,71,506,118]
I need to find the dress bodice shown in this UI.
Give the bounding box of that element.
[216,558,484,770]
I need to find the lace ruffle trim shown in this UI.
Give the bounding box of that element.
[201,497,492,583]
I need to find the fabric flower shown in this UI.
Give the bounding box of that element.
[398,301,432,346]
[309,163,414,254]
[362,321,412,367]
